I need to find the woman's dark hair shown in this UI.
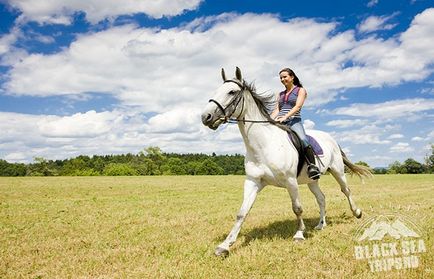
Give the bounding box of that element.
[279,68,303,87]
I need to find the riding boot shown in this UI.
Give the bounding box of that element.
[305,145,321,180]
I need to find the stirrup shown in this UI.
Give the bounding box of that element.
[308,164,321,180]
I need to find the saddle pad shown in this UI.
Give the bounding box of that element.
[307,135,324,156]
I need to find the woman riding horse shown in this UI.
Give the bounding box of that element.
[270,68,321,180]
[201,67,370,257]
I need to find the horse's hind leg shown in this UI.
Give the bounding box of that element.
[307,181,326,229]
[329,169,362,218]
[286,178,305,240]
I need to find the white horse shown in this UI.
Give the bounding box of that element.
[201,67,372,257]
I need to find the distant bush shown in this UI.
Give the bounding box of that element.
[161,158,187,175]
[0,160,26,176]
[197,159,224,175]
[69,169,100,176]
[103,163,138,176]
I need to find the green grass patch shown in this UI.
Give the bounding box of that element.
[0,175,433,278]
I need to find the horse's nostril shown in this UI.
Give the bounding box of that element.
[202,113,213,125]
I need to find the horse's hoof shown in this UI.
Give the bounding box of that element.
[293,230,305,241]
[314,224,326,230]
[355,209,362,219]
[215,247,229,257]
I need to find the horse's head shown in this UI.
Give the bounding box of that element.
[201,67,245,130]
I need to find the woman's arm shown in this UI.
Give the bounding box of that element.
[270,105,279,119]
[270,94,280,119]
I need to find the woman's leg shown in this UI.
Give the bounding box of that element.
[288,118,321,180]
[288,118,308,146]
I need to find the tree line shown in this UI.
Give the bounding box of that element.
[0,145,433,176]
[0,147,245,176]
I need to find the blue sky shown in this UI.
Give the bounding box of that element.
[0,0,433,167]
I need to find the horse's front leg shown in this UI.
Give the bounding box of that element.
[215,178,263,257]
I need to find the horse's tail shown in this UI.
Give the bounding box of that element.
[340,147,373,180]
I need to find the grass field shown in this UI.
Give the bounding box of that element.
[0,174,432,278]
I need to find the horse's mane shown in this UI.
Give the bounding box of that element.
[243,82,276,114]
[243,81,291,132]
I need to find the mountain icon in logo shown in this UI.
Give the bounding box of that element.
[358,216,420,242]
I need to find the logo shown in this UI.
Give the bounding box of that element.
[353,213,426,273]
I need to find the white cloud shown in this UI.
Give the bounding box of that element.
[0,27,21,56]
[146,107,201,133]
[0,112,44,143]
[360,155,394,167]
[367,0,379,8]
[0,108,233,162]
[37,110,118,138]
[336,133,391,145]
[303,119,315,129]
[388,133,404,139]
[8,0,203,24]
[420,87,434,95]
[326,119,369,128]
[2,9,434,112]
[215,124,243,143]
[331,98,434,119]
[411,136,424,141]
[330,124,396,145]
[390,142,414,153]
[4,152,27,162]
[357,14,397,33]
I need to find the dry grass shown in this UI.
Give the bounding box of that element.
[0,175,432,278]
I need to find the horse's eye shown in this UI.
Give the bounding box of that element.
[228,90,236,95]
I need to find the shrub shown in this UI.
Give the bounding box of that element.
[103,163,138,176]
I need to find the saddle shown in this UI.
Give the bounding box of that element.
[287,130,323,176]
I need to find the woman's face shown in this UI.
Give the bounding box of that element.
[279,71,294,87]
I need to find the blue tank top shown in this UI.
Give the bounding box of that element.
[277,86,301,118]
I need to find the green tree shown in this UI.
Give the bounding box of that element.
[0,160,27,176]
[143,146,166,174]
[402,158,424,174]
[186,161,202,175]
[424,144,434,174]
[355,161,370,168]
[373,167,387,174]
[197,159,224,175]
[161,158,187,175]
[61,157,88,175]
[27,157,57,176]
[103,163,138,176]
[90,156,105,174]
[142,158,160,175]
[387,161,406,174]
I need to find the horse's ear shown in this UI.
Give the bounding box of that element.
[221,68,227,82]
[235,67,242,81]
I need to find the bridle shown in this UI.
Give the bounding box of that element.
[208,79,245,123]
[208,79,272,124]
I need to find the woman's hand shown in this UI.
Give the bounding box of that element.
[274,116,293,123]
[275,116,292,123]
[275,116,285,122]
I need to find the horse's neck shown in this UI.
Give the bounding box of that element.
[241,92,268,123]
[238,92,285,154]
